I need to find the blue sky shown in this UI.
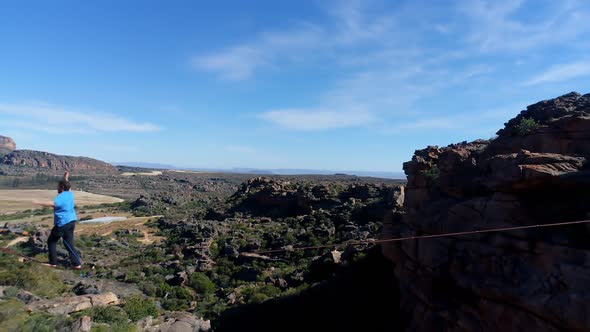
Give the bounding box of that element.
[0,0,589,172]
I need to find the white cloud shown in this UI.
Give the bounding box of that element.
[0,103,161,134]
[260,108,374,130]
[524,61,590,86]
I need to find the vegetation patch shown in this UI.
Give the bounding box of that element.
[516,117,539,136]
[0,253,66,298]
[123,295,159,322]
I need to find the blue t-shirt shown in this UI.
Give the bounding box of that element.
[54,191,77,227]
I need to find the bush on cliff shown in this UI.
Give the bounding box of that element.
[516,117,539,136]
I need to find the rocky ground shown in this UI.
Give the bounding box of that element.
[0,167,403,331]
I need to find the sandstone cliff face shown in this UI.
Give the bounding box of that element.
[383,92,590,331]
[1,150,117,174]
[0,135,16,156]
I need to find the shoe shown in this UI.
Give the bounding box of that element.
[72,265,83,270]
[42,263,57,268]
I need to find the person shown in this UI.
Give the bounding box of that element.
[35,172,82,269]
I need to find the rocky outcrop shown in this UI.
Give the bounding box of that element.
[158,218,221,272]
[26,292,119,315]
[228,177,402,218]
[0,135,16,157]
[1,150,117,174]
[0,286,41,304]
[137,312,211,332]
[228,177,315,217]
[384,92,590,331]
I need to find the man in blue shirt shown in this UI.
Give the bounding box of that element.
[36,172,82,269]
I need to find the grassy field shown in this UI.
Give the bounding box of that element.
[0,190,124,215]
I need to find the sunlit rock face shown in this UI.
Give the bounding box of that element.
[0,135,16,157]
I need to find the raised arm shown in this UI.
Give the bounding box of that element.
[64,171,70,182]
[33,200,54,207]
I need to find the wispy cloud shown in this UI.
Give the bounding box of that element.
[433,24,451,34]
[191,0,401,81]
[0,103,161,134]
[396,119,458,131]
[460,0,590,52]
[192,23,325,80]
[193,46,268,81]
[386,102,528,134]
[524,61,590,86]
[193,0,589,134]
[260,108,374,130]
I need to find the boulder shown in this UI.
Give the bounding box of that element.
[72,281,101,295]
[26,292,119,315]
[71,316,92,332]
[138,312,211,332]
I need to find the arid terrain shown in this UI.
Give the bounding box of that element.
[0,149,403,331]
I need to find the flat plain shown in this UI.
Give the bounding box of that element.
[0,189,124,215]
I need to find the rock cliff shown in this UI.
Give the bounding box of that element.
[383,92,590,331]
[1,150,117,175]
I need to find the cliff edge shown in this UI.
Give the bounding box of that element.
[383,91,590,331]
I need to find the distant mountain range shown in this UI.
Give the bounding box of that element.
[114,162,406,179]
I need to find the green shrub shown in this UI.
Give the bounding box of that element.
[249,292,269,304]
[22,312,71,332]
[162,298,190,311]
[516,117,539,136]
[83,306,129,325]
[423,166,440,180]
[139,282,158,297]
[90,322,136,332]
[172,286,194,300]
[0,299,28,331]
[241,284,282,304]
[283,233,297,245]
[123,295,158,322]
[74,306,135,332]
[189,273,216,295]
[4,286,20,298]
[0,259,66,298]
